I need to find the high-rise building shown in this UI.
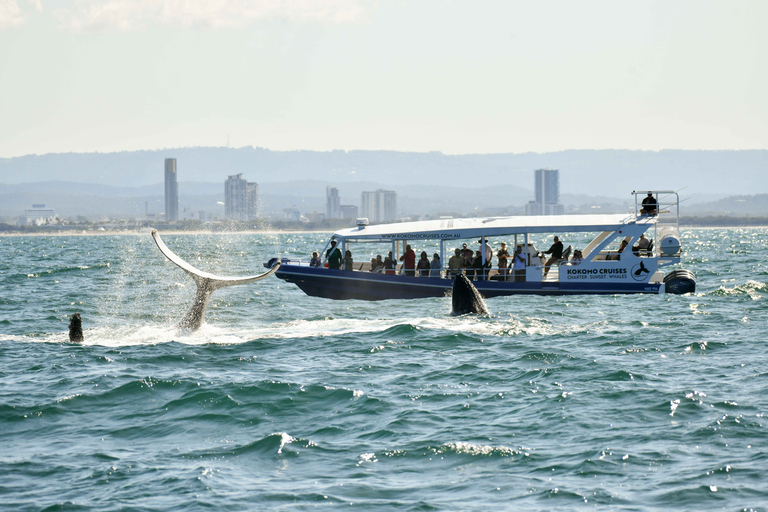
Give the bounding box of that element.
[225,174,259,220]
[326,187,341,219]
[360,189,397,223]
[164,158,178,222]
[526,169,564,215]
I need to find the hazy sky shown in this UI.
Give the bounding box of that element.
[1,0,766,158]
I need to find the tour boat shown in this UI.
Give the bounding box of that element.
[269,190,696,299]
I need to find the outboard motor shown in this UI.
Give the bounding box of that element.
[663,269,696,294]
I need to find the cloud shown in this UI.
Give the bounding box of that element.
[59,0,368,32]
[0,0,41,30]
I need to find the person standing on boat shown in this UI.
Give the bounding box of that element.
[430,253,442,278]
[343,250,354,271]
[417,251,431,277]
[479,239,493,280]
[513,245,526,281]
[448,248,464,278]
[384,251,396,274]
[461,243,473,268]
[400,245,416,276]
[471,250,484,281]
[310,251,322,267]
[542,236,563,278]
[497,242,510,278]
[326,240,343,270]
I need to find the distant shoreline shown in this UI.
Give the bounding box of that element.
[1,222,767,237]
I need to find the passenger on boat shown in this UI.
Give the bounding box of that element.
[633,234,650,254]
[400,245,416,276]
[384,251,396,274]
[497,243,510,277]
[310,251,321,267]
[448,248,464,277]
[471,251,484,280]
[461,243,474,267]
[640,192,657,215]
[417,251,431,277]
[618,240,628,259]
[479,239,493,279]
[326,241,342,270]
[374,254,385,272]
[343,250,354,271]
[430,253,442,278]
[571,250,583,265]
[513,245,526,281]
[542,236,563,277]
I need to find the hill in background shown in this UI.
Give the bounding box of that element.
[1,147,766,220]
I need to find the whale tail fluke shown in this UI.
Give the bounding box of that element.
[151,230,280,331]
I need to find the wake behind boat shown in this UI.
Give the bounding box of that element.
[269,190,696,299]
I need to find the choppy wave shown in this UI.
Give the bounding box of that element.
[2,230,768,510]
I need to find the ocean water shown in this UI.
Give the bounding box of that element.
[1,228,767,511]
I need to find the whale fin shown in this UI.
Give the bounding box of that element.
[151,229,280,331]
[451,274,489,316]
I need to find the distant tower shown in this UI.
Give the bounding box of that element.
[164,158,178,222]
[326,187,341,219]
[526,169,563,215]
[225,174,259,220]
[360,189,397,223]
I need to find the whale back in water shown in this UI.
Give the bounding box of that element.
[451,274,489,316]
[68,313,84,342]
[151,230,280,331]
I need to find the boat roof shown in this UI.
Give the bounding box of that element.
[333,213,654,242]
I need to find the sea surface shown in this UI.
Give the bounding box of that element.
[1,228,767,511]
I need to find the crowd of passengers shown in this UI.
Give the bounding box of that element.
[313,237,586,279]
[311,234,649,278]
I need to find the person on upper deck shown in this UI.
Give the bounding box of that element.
[640,192,657,215]
[448,248,464,277]
[326,240,342,270]
[542,236,563,277]
[400,245,416,276]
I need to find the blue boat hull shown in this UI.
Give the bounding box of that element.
[275,265,662,300]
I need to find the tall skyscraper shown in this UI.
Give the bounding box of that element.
[164,158,178,222]
[526,169,564,215]
[360,189,397,223]
[225,174,259,220]
[326,187,341,219]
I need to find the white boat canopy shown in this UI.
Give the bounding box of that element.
[332,213,656,242]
